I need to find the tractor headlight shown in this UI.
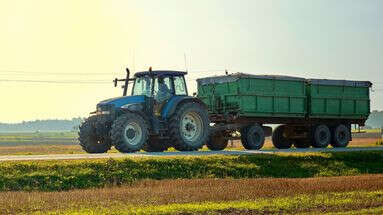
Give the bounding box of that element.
[96,107,111,115]
[96,110,110,115]
[121,103,143,112]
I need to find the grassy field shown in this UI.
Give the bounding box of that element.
[0,151,382,191]
[1,175,382,214]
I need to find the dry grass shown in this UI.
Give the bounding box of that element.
[1,174,383,214]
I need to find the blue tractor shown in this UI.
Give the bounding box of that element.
[78,68,210,153]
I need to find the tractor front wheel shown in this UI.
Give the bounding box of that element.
[78,116,112,153]
[111,113,149,153]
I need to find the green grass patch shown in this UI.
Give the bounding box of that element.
[40,190,383,214]
[0,151,382,191]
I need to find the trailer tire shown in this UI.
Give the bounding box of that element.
[111,113,149,153]
[272,125,293,149]
[294,139,311,148]
[169,102,209,151]
[206,133,228,151]
[312,124,331,148]
[78,116,112,153]
[143,137,169,152]
[241,124,265,150]
[331,124,350,148]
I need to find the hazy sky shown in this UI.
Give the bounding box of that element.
[0,0,382,122]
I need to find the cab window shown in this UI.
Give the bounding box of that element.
[153,76,173,102]
[174,76,187,95]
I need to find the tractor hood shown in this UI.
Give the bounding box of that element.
[98,95,145,108]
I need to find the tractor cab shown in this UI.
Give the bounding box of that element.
[132,71,188,115]
[111,69,189,117]
[132,70,188,100]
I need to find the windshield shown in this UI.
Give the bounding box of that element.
[132,76,152,96]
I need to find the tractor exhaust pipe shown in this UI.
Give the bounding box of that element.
[113,67,132,96]
[123,68,130,96]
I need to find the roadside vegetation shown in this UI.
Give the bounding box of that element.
[1,175,382,214]
[0,151,382,191]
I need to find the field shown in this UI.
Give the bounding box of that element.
[0,132,382,214]
[1,175,382,214]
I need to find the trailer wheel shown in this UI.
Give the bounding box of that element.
[78,116,112,153]
[312,124,331,148]
[272,125,293,149]
[331,124,350,148]
[143,137,169,152]
[169,102,209,151]
[111,113,149,153]
[241,124,265,150]
[206,133,228,151]
[294,139,311,148]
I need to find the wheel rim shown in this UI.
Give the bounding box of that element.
[180,112,203,142]
[123,122,142,146]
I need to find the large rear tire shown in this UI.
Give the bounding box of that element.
[111,113,149,153]
[143,137,169,152]
[312,124,331,148]
[240,124,265,150]
[331,124,350,148]
[272,125,293,149]
[78,116,111,153]
[169,102,209,151]
[206,133,228,151]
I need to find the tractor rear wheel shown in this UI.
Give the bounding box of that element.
[78,116,112,153]
[111,113,149,153]
[206,132,228,151]
[143,137,169,152]
[169,102,209,151]
[240,124,265,150]
[272,125,293,149]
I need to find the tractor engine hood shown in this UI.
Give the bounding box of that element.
[98,95,145,108]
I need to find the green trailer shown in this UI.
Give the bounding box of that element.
[197,73,372,151]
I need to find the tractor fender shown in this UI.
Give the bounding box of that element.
[161,96,207,119]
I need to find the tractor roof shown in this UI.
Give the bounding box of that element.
[134,70,187,77]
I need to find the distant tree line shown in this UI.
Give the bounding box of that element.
[365,110,383,129]
[0,118,84,132]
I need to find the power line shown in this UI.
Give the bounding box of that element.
[0,70,123,76]
[0,79,111,84]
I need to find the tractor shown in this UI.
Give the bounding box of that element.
[78,68,210,153]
